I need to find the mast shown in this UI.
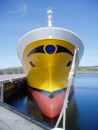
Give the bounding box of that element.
[47,7,53,27]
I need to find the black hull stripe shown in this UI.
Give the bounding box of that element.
[27,45,74,57]
[29,85,74,99]
[27,45,45,57]
[56,45,74,56]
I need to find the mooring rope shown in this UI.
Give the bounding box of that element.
[53,46,78,130]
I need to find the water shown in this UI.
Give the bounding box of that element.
[5,74,98,130]
[73,73,98,130]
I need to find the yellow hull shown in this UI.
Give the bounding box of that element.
[22,39,77,92]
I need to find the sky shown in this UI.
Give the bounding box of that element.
[0,0,98,69]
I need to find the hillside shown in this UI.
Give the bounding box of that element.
[0,66,98,74]
[77,66,98,73]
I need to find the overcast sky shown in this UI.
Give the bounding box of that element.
[0,0,98,69]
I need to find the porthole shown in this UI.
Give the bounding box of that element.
[66,61,72,67]
[29,61,35,67]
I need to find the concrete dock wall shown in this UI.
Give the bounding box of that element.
[0,77,27,102]
[0,101,53,130]
[0,81,1,101]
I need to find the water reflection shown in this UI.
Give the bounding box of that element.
[5,88,80,128]
[66,93,80,130]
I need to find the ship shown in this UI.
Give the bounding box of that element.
[17,8,84,118]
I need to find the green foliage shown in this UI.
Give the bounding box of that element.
[0,67,24,74]
[77,66,98,72]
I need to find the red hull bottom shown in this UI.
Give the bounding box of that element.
[28,86,74,118]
